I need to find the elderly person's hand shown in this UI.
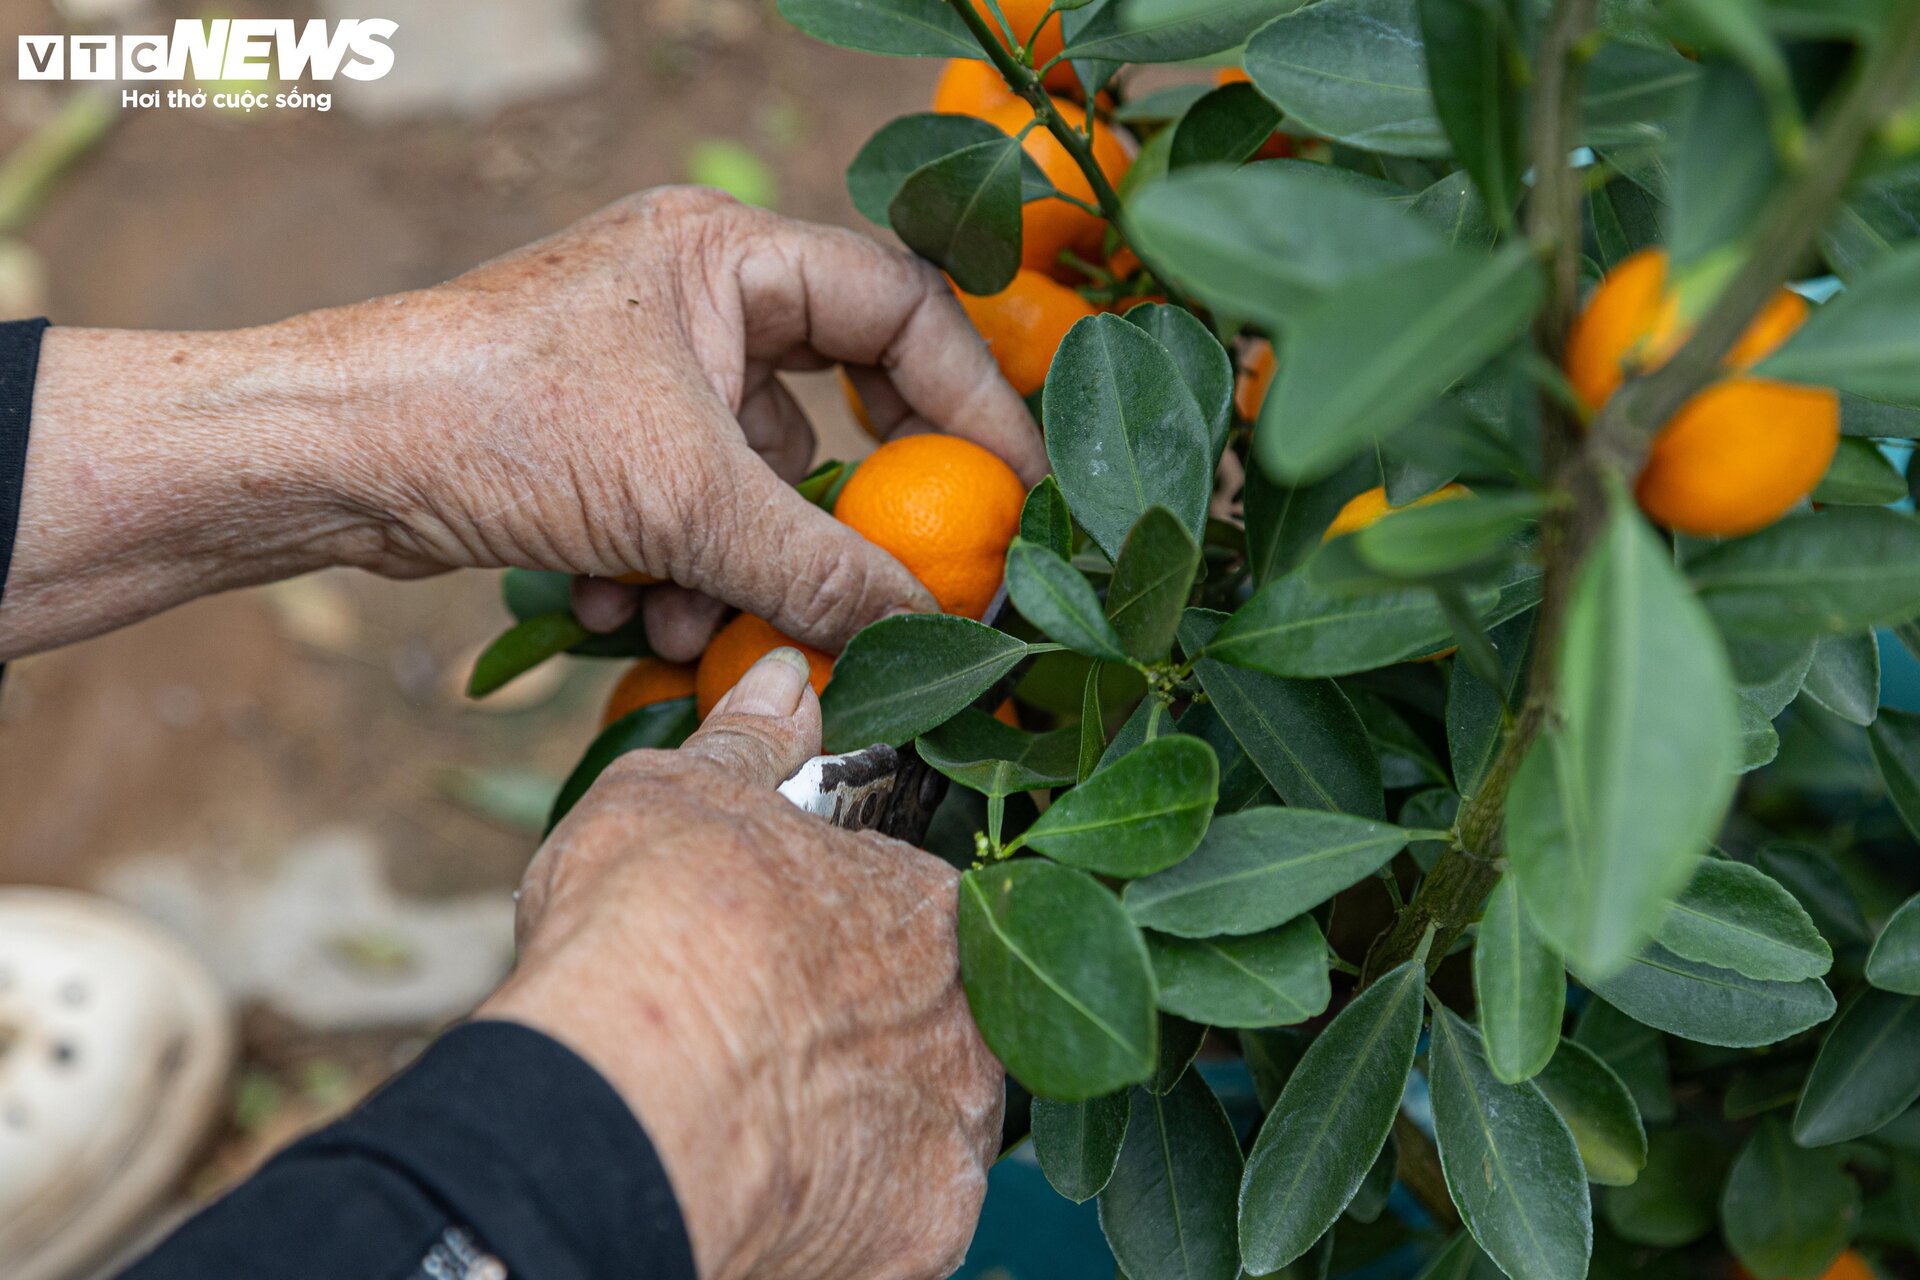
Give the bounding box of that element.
[479,648,1004,1280]
[0,187,1043,661]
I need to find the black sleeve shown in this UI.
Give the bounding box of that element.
[120,1020,699,1280]
[0,317,51,614]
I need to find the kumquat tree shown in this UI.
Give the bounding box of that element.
[469,0,1920,1275]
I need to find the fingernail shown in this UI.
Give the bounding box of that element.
[718,647,811,718]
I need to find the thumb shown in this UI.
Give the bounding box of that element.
[678,647,823,788]
[706,454,937,651]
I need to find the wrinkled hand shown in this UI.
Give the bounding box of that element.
[479,649,1004,1280]
[326,187,1045,655]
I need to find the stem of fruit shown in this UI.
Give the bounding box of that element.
[942,0,1201,312]
[1361,0,1920,988]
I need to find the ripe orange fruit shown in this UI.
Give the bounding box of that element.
[993,698,1021,728]
[1236,342,1277,421]
[932,57,1019,115]
[1735,1250,1873,1280]
[600,658,697,728]
[1215,66,1251,86]
[834,434,1027,619]
[1566,248,1838,538]
[956,268,1098,396]
[980,97,1132,280]
[694,614,835,719]
[1324,484,1471,541]
[966,0,1079,92]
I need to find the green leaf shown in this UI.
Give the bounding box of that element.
[1757,842,1872,947]
[1169,81,1284,171]
[1721,1118,1860,1279]
[1021,735,1219,877]
[822,614,1029,751]
[1105,508,1200,663]
[1062,0,1308,60]
[1843,391,1920,438]
[1870,707,1920,843]
[1823,168,1920,280]
[1349,1131,1399,1225]
[1429,1007,1593,1280]
[1602,1128,1723,1245]
[1474,877,1567,1084]
[1021,475,1075,561]
[1801,630,1880,726]
[467,612,590,698]
[1580,41,1699,145]
[889,136,1024,295]
[1186,649,1385,818]
[1206,569,1485,678]
[1792,990,1920,1146]
[1152,1012,1208,1095]
[1006,538,1130,661]
[1243,456,1375,587]
[1413,1233,1504,1280]
[958,860,1157,1100]
[1044,314,1213,557]
[1124,807,1409,938]
[1032,1091,1130,1203]
[1868,893,1920,995]
[847,113,1051,226]
[1814,437,1907,507]
[1534,1039,1648,1188]
[1666,62,1778,271]
[1254,247,1543,484]
[1078,662,1106,782]
[1121,302,1233,459]
[1239,958,1426,1274]
[1761,240,1920,402]
[1574,999,1674,1125]
[1655,858,1833,983]
[1410,168,1498,249]
[1446,612,1533,799]
[776,0,977,57]
[918,708,1080,797]
[1417,0,1523,224]
[1146,916,1331,1028]
[1099,1072,1244,1280]
[1574,943,1836,1048]
[501,567,573,621]
[1350,491,1546,581]
[1176,701,1277,812]
[1244,0,1446,156]
[1126,163,1443,332]
[545,698,699,832]
[1507,502,1740,976]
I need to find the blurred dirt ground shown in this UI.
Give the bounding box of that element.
[0,0,928,1194]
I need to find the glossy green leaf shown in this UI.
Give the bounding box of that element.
[1870,708,1920,843]
[1508,501,1740,977]
[1413,1232,1504,1280]
[1823,167,1920,280]
[1126,163,1443,331]
[918,708,1080,797]
[1060,0,1308,61]
[1206,569,1488,678]
[1575,943,1836,1048]
[1032,1090,1130,1203]
[1655,857,1832,983]
[822,614,1029,751]
[1176,702,1275,814]
[1243,456,1376,587]
[1417,0,1522,223]
[1574,999,1674,1125]
[1349,1129,1399,1224]
[1534,1039,1648,1188]
[546,697,699,833]
[1006,538,1129,662]
[1078,663,1106,783]
[1244,0,1446,156]
[1801,631,1880,726]
[1446,612,1533,799]
[1124,807,1410,938]
[1349,491,1546,581]
[1169,81,1284,171]
[776,0,978,56]
[1410,168,1498,249]
[1756,843,1871,947]
[1020,735,1219,877]
[958,860,1157,1100]
[1580,41,1698,144]
[1762,240,1920,403]
[1868,893,1920,995]
[1021,475,1075,561]
[847,112,1050,225]
[1474,877,1566,1084]
[1721,1118,1859,1279]
[1122,303,1233,459]
[1099,1072,1244,1280]
[1793,989,1920,1147]
[1147,916,1332,1028]
[1254,247,1542,484]
[1044,314,1212,557]
[889,136,1024,295]
[467,612,590,698]
[1666,62,1777,271]
[1814,437,1907,506]
[1429,1007,1592,1280]
[1105,508,1200,664]
[1152,1013,1208,1095]
[1691,509,1920,637]
[1239,959,1426,1274]
[1602,1128,1722,1245]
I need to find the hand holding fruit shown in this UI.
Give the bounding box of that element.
[483,649,1003,1280]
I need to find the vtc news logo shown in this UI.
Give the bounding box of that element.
[17,19,397,82]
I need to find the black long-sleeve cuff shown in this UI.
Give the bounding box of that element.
[123,1020,697,1280]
